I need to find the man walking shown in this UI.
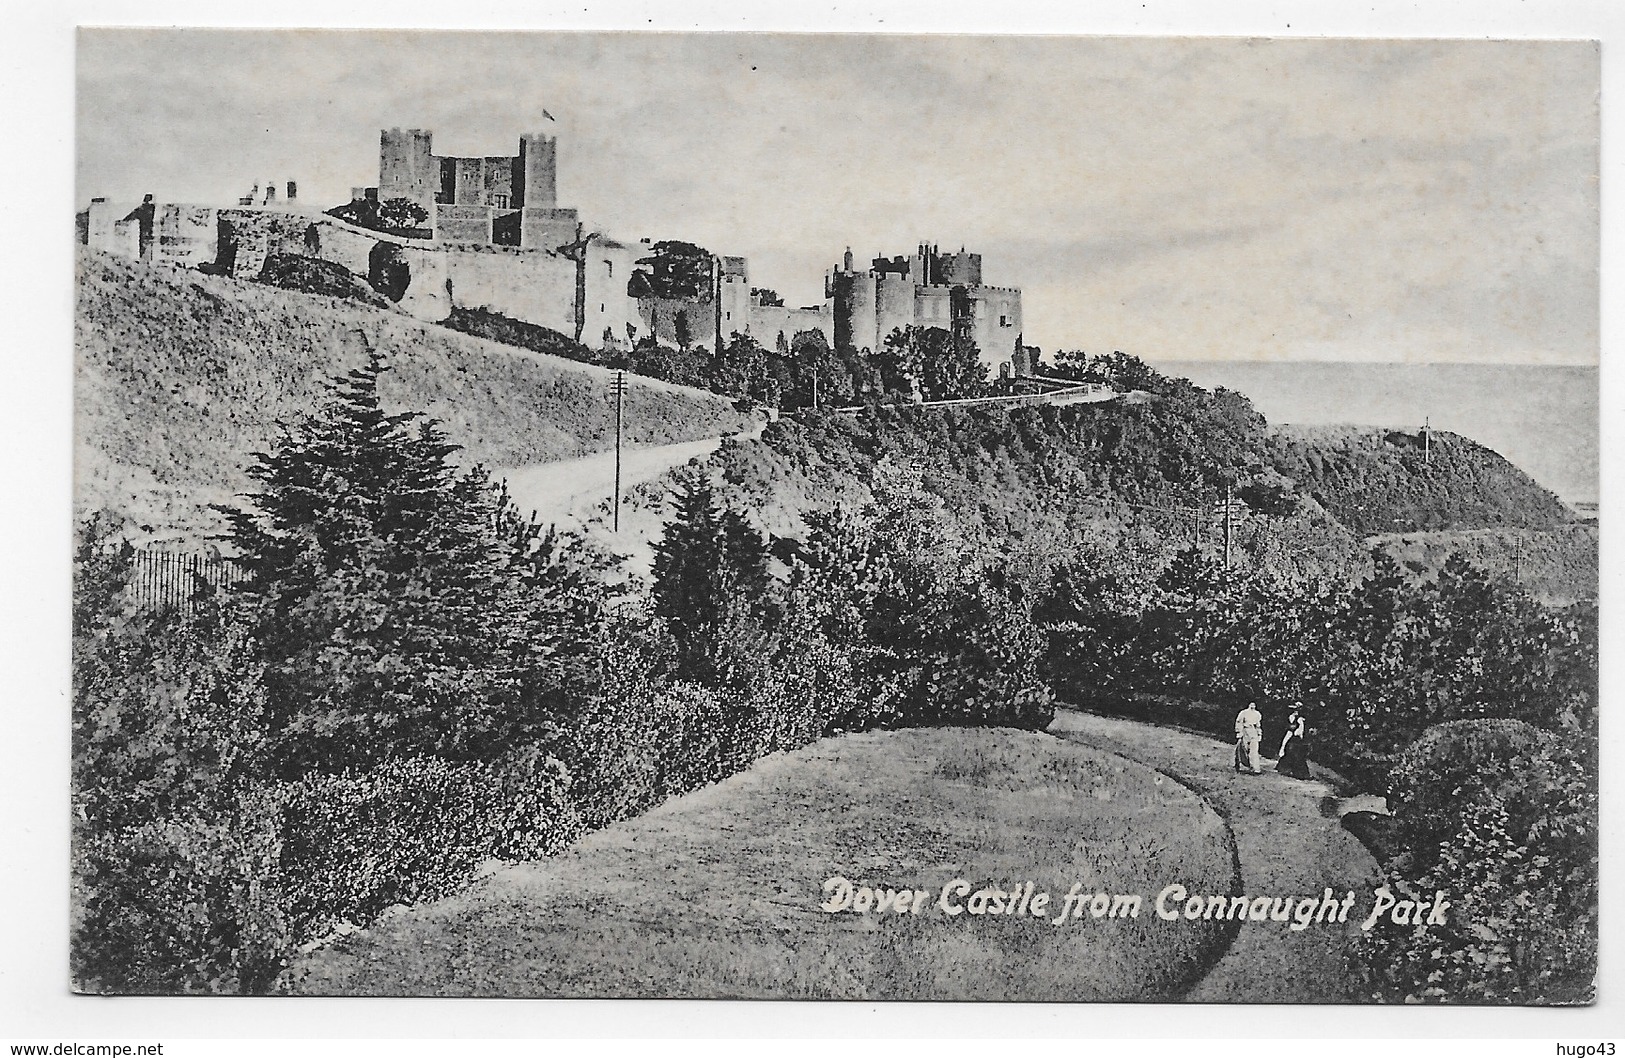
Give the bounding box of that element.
[1234,701,1264,775]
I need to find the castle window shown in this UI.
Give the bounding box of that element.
[1000,314,1010,326]
[493,193,509,208]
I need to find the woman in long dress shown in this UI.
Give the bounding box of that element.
[1276,704,1312,779]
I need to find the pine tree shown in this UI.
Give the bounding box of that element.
[650,473,771,685]
[219,352,560,775]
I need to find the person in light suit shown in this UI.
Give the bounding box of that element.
[1234,701,1264,775]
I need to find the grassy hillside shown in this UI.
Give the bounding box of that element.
[75,248,752,546]
[290,727,1237,1000]
[715,402,1370,590]
[1267,424,1574,535]
[1369,525,1598,606]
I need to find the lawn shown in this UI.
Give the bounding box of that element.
[289,726,1238,1000]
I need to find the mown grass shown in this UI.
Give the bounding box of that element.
[75,248,752,547]
[288,727,1238,1000]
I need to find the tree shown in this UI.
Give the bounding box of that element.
[650,472,772,686]
[218,352,564,775]
[876,326,987,402]
[630,240,713,300]
[375,197,429,231]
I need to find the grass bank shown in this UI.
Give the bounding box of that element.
[288,727,1237,999]
[75,248,752,547]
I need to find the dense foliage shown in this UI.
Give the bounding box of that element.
[440,306,603,365]
[1355,720,1596,1003]
[256,254,392,309]
[709,354,1597,1004]
[324,196,432,239]
[72,337,1595,1003]
[1269,426,1573,534]
[72,355,1048,994]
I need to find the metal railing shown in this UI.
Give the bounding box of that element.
[125,549,246,614]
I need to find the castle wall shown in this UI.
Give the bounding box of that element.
[875,272,914,348]
[216,208,314,275]
[394,244,452,321]
[831,271,878,353]
[938,251,982,287]
[153,205,220,268]
[434,203,494,244]
[583,240,640,348]
[84,200,142,259]
[969,286,1022,371]
[441,245,579,335]
[639,296,717,349]
[913,285,953,329]
[718,268,751,343]
[747,303,833,349]
[521,207,579,251]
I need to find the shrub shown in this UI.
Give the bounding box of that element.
[257,254,391,308]
[279,750,580,941]
[1354,719,1596,1003]
[72,784,291,995]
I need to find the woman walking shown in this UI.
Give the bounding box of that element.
[1275,703,1312,780]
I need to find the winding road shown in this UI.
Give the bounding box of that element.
[1049,708,1381,1002]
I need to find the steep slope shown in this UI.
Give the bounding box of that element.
[712,402,1370,590]
[75,248,752,546]
[1267,424,1574,535]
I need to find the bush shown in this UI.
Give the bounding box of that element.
[72,784,291,995]
[279,750,580,941]
[257,254,391,308]
[1354,719,1596,1003]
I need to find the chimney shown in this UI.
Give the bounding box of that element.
[286,181,298,201]
[265,180,277,204]
[843,246,854,271]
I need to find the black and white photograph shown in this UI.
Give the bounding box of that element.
[54,17,1602,1017]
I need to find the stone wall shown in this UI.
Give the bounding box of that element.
[746,302,832,350]
[154,205,219,269]
[217,209,316,277]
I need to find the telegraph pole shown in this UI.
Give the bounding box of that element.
[1423,416,1431,465]
[1222,480,1234,569]
[611,369,626,532]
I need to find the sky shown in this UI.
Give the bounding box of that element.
[77,30,1599,365]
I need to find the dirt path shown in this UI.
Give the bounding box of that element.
[1048,708,1380,1003]
[494,418,766,534]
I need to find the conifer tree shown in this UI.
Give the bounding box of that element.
[650,473,771,685]
[220,352,561,775]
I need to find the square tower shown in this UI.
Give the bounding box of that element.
[516,133,557,209]
[379,128,436,207]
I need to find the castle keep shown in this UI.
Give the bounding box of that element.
[361,128,580,250]
[78,124,1025,375]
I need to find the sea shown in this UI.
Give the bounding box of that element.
[1150,360,1599,508]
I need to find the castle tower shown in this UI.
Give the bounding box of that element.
[515,133,558,209]
[379,128,436,207]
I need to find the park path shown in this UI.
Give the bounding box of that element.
[1048,708,1381,1003]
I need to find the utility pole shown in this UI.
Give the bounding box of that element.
[1513,530,1524,582]
[1423,416,1431,465]
[611,369,626,532]
[1222,479,1234,569]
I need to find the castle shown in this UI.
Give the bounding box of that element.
[826,245,1022,370]
[79,125,1025,374]
[357,128,581,251]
